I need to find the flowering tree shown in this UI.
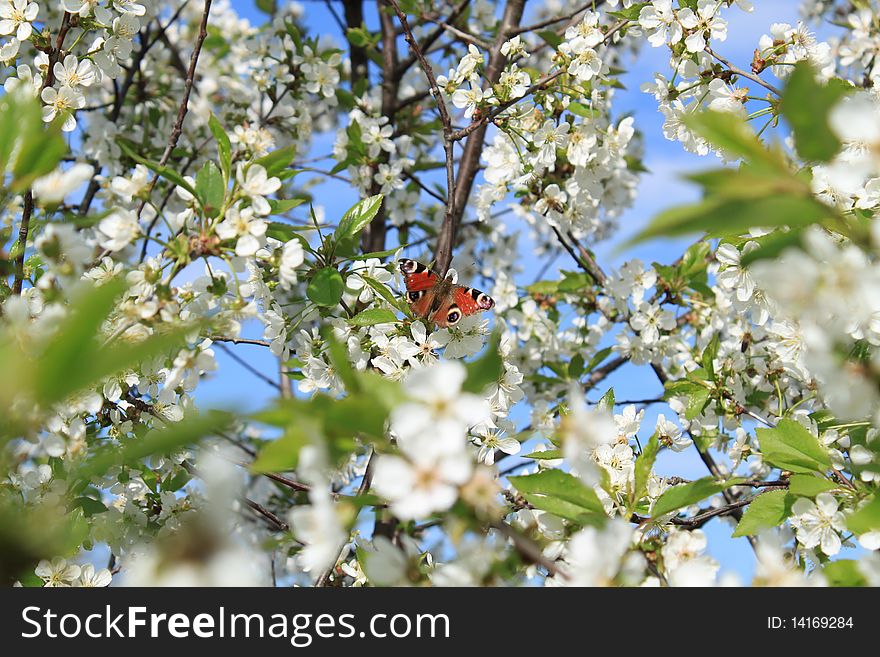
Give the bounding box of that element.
[2,0,880,588]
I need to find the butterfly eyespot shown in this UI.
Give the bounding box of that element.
[477,293,494,309]
[446,309,461,325]
[408,291,422,301]
[399,259,419,274]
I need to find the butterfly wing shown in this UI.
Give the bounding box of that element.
[399,258,441,318]
[430,284,496,328]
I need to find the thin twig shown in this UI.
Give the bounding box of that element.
[139,0,213,262]
[78,2,192,216]
[706,47,783,97]
[213,336,274,347]
[245,498,290,531]
[215,342,282,391]
[387,0,458,277]
[434,0,527,274]
[315,448,376,587]
[393,0,471,80]
[512,1,595,35]
[492,520,565,578]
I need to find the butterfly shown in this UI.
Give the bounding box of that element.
[398,258,495,328]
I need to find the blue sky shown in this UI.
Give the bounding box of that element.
[199,0,815,582]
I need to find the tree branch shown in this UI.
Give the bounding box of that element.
[139,0,213,262]
[393,0,471,80]
[492,520,565,578]
[434,0,527,275]
[78,2,192,216]
[12,12,73,295]
[706,46,782,97]
[215,342,282,391]
[387,0,457,271]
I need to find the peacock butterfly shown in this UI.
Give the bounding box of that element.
[398,258,495,328]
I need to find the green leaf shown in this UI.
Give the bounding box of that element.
[342,247,406,262]
[75,411,232,483]
[254,145,297,177]
[521,449,562,460]
[335,194,384,241]
[685,110,785,172]
[31,278,127,404]
[0,92,67,191]
[324,395,388,441]
[195,161,225,217]
[360,274,409,314]
[609,2,649,20]
[509,469,604,523]
[652,476,745,518]
[597,387,615,412]
[732,490,794,537]
[463,332,503,394]
[256,0,276,14]
[348,308,399,327]
[251,423,310,473]
[739,229,804,267]
[117,139,198,200]
[23,280,206,411]
[208,114,232,182]
[265,223,313,256]
[702,334,720,380]
[568,354,585,379]
[586,346,613,372]
[780,62,849,162]
[536,30,563,49]
[664,379,711,420]
[630,193,831,245]
[756,419,831,474]
[71,496,108,516]
[788,474,838,497]
[307,267,344,307]
[823,560,867,587]
[568,102,598,118]
[632,434,659,505]
[269,198,306,215]
[526,280,559,296]
[346,26,373,48]
[847,494,880,535]
[10,123,67,193]
[323,329,359,393]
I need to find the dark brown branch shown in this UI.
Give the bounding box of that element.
[585,355,627,389]
[343,0,368,88]
[213,336,273,347]
[245,498,290,532]
[421,16,492,49]
[183,460,290,532]
[670,497,753,529]
[12,192,34,296]
[492,520,564,578]
[12,12,73,295]
[403,170,447,203]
